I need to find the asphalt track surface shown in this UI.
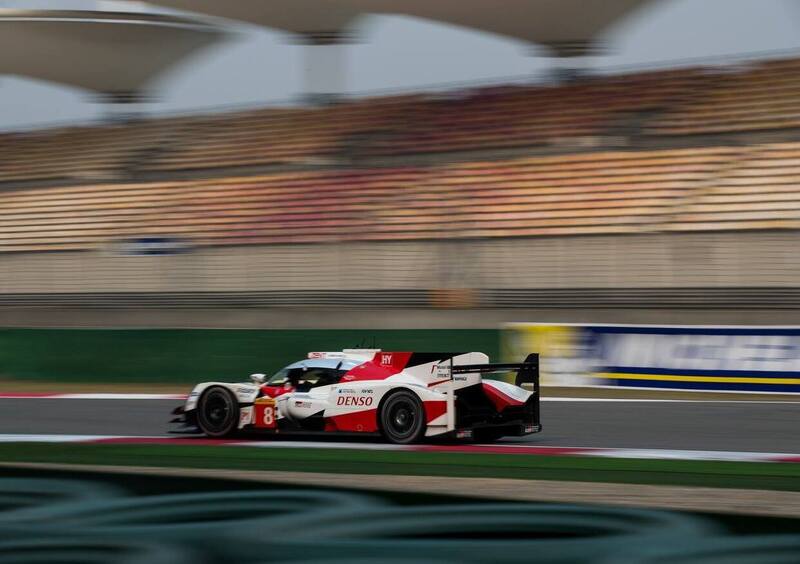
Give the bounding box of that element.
[2,398,799,453]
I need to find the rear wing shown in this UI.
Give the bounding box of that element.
[435,353,539,434]
[451,353,540,393]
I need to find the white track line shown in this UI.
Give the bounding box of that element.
[580,448,798,462]
[0,434,123,443]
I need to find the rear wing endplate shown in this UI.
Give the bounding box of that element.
[436,353,539,434]
[451,353,540,393]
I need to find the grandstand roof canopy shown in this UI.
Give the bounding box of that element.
[0,10,225,99]
[150,0,652,54]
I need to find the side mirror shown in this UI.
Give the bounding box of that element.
[250,373,266,385]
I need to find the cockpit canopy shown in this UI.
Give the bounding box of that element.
[266,358,363,392]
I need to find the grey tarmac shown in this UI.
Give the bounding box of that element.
[1,398,798,453]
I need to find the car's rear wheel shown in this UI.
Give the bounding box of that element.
[197,386,239,438]
[380,390,426,444]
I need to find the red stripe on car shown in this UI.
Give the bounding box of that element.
[340,352,413,382]
[481,382,525,412]
[424,400,448,423]
[324,408,379,433]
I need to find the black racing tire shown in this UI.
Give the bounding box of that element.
[379,390,426,444]
[196,386,240,438]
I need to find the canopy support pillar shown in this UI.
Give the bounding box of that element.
[298,31,351,105]
[95,90,151,123]
[541,40,603,83]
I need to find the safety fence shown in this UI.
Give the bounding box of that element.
[0,474,798,563]
[503,323,800,393]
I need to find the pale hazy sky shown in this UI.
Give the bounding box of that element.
[1,0,800,130]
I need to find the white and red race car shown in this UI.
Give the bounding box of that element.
[172,349,541,444]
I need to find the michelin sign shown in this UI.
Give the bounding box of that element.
[503,323,800,393]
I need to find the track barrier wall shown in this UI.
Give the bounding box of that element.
[0,328,499,384]
[503,323,800,393]
[10,324,800,392]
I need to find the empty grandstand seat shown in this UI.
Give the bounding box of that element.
[2,56,800,179]
[3,56,800,253]
[647,58,800,135]
[0,147,738,251]
[669,142,800,231]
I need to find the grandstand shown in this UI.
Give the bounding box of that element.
[2,52,800,317]
[2,56,800,181]
[648,58,800,135]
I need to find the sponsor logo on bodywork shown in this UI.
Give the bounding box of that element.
[434,365,451,378]
[336,396,374,407]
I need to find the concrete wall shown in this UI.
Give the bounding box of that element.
[2,231,800,293]
[1,231,800,328]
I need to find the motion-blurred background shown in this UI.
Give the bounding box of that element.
[3,4,800,563]
[2,0,800,387]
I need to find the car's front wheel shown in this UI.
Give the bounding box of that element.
[197,386,240,438]
[380,390,426,444]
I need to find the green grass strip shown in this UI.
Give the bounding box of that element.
[2,443,800,492]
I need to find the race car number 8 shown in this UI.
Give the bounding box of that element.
[263,406,275,426]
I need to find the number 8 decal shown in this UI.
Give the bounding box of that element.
[263,406,274,426]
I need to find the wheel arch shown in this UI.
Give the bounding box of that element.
[195,384,241,438]
[375,386,415,432]
[376,384,448,429]
[185,381,259,412]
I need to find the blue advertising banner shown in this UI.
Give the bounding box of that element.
[503,324,800,393]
